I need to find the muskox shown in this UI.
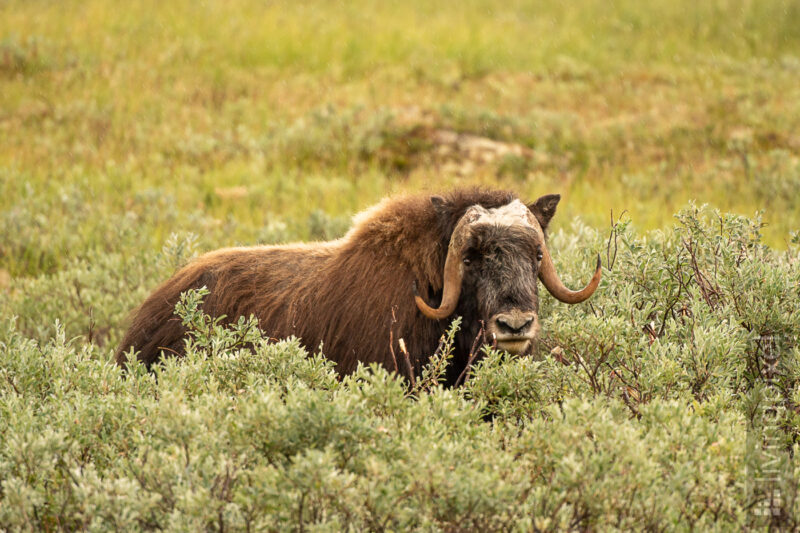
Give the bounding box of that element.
[116,189,600,386]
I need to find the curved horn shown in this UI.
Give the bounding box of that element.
[539,246,602,304]
[414,217,473,319]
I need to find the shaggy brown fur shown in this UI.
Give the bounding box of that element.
[116,188,534,383]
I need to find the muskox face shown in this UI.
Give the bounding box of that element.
[457,201,544,354]
[414,195,601,355]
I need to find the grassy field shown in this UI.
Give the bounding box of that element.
[2,0,800,278]
[1,0,800,529]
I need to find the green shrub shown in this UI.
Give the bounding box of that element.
[1,204,798,530]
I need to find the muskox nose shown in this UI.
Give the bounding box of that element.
[493,311,536,335]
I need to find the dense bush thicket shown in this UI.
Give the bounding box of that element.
[1,205,799,530]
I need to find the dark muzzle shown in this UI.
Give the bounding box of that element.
[488,309,539,354]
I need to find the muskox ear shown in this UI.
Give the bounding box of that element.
[430,195,447,209]
[430,195,449,217]
[529,194,561,231]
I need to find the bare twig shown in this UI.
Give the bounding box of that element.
[3,370,21,395]
[455,322,485,387]
[621,388,642,419]
[388,306,399,374]
[399,338,415,388]
[388,331,399,375]
[87,306,95,345]
[606,209,627,271]
[683,237,722,309]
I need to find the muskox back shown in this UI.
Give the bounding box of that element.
[115,193,454,376]
[116,244,335,370]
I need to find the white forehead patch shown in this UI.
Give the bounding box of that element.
[466,199,542,234]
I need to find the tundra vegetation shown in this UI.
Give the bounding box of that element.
[1,0,800,530]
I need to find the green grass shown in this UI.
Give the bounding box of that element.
[2,0,800,277]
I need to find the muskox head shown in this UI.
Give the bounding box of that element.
[414,194,601,355]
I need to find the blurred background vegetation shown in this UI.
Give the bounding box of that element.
[1,0,799,280]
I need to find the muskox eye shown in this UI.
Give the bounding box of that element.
[463,258,471,266]
[536,251,543,262]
